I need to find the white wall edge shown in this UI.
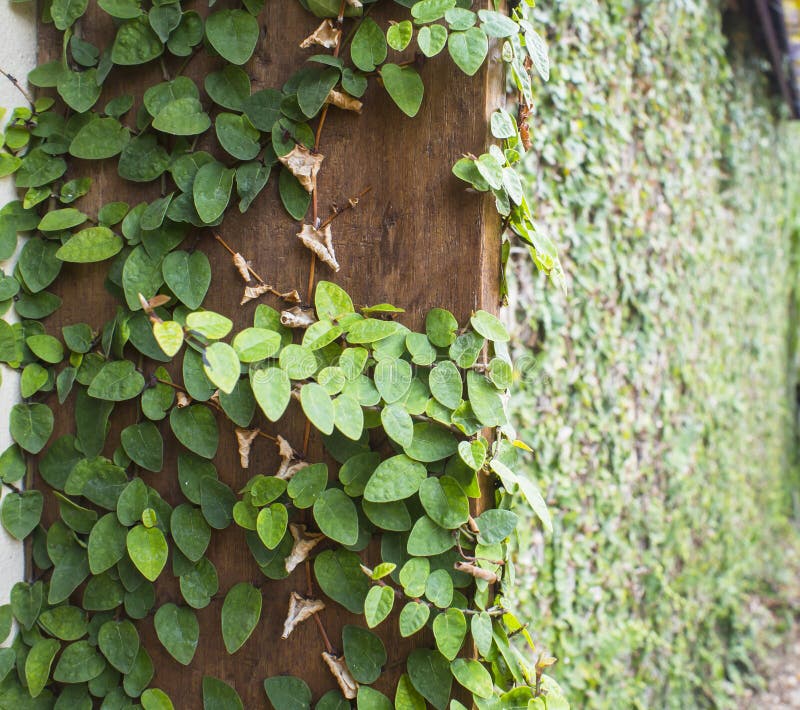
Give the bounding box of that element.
[0,0,37,608]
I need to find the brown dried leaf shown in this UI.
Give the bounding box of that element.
[241,283,273,305]
[275,435,307,481]
[280,289,302,303]
[326,89,363,113]
[235,428,259,469]
[176,392,191,408]
[279,461,309,481]
[454,561,498,583]
[300,19,340,49]
[296,224,339,272]
[280,306,317,329]
[285,523,325,573]
[322,652,358,699]
[232,252,252,282]
[282,592,326,639]
[278,144,324,193]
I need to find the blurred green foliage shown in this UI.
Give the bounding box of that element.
[508,1,800,707]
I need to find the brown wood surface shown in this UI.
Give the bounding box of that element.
[37,2,503,706]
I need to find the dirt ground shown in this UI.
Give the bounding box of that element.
[745,630,800,708]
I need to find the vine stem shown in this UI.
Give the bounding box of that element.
[305,560,335,654]
[213,231,266,284]
[0,67,34,105]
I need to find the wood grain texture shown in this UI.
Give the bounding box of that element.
[37,2,503,706]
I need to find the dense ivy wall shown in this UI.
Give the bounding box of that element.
[508,1,800,707]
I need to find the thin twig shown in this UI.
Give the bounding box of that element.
[0,68,34,105]
[318,186,373,231]
[213,232,266,284]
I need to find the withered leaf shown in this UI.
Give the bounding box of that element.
[282,591,325,639]
[326,89,363,113]
[285,523,324,573]
[300,19,340,49]
[235,427,259,468]
[454,561,498,583]
[232,252,252,282]
[279,144,324,193]
[280,306,317,329]
[322,652,358,699]
[296,224,339,272]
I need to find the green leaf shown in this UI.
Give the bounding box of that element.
[380,64,424,117]
[186,310,233,339]
[233,328,281,363]
[0,445,25,484]
[395,673,426,710]
[56,227,123,263]
[333,394,364,440]
[476,9,518,37]
[298,67,340,118]
[279,168,311,220]
[193,160,235,223]
[170,404,219,458]
[118,133,170,182]
[153,321,184,357]
[525,28,549,81]
[314,549,369,613]
[88,512,127,573]
[221,582,262,654]
[405,422,458,462]
[301,382,335,435]
[381,403,414,447]
[88,360,145,401]
[475,508,517,544]
[203,342,241,395]
[154,603,199,665]
[363,454,426,502]
[38,207,87,231]
[287,463,328,508]
[399,601,430,637]
[342,625,386,684]
[126,524,168,581]
[411,0,455,23]
[426,308,458,347]
[450,658,493,699]
[357,687,392,710]
[418,475,469,529]
[69,117,129,159]
[171,504,211,561]
[98,619,139,673]
[424,569,453,608]
[216,112,261,160]
[25,638,60,697]
[466,370,506,426]
[53,640,106,683]
[205,9,259,65]
[180,557,219,609]
[251,365,291,421]
[407,649,452,710]
[351,18,387,72]
[447,27,488,76]
[1,489,42,540]
[315,281,354,320]
[121,421,163,472]
[458,439,486,471]
[16,149,66,188]
[399,557,429,597]
[387,20,413,50]
[142,688,175,710]
[432,608,466,660]
[374,357,413,403]
[112,17,164,65]
[364,585,394,628]
[313,488,359,545]
[26,334,64,364]
[57,69,101,112]
[255,503,288,549]
[19,238,62,292]
[168,11,204,56]
[407,516,454,556]
[203,677,243,710]
[243,88,283,131]
[429,361,463,409]
[471,612,493,656]
[51,0,88,29]
[122,246,164,309]
[205,65,251,111]
[153,97,212,135]
[10,403,53,453]
[417,24,447,57]
[263,676,311,710]
[470,310,509,342]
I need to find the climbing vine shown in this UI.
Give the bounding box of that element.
[0,0,566,708]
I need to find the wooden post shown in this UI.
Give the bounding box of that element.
[39,3,503,706]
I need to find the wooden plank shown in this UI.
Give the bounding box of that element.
[37,3,503,706]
